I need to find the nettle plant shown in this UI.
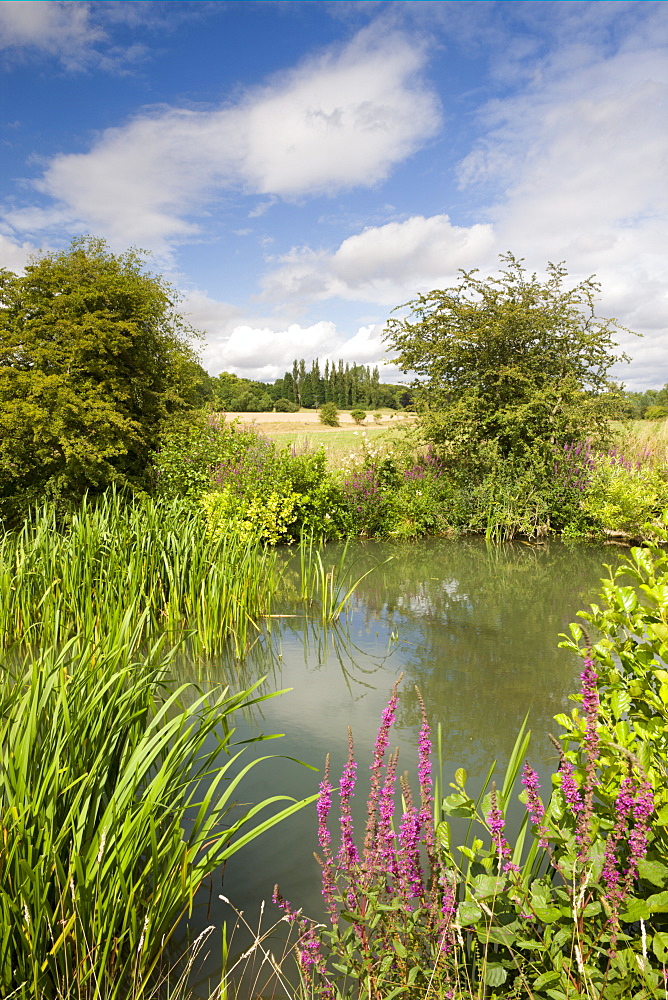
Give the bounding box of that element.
[276,539,668,999]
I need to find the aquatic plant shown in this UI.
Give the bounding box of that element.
[0,631,315,1000]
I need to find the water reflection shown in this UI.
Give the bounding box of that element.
[174,537,625,995]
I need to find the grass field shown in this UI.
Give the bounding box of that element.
[225,409,416,465]
[613,417,668,465]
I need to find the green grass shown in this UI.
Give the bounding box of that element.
[268,424,410,467]
[0,631,315,1000]
[0,493,283,657]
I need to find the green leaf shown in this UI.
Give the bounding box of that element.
[472,874,505,899]
[610,688,631,719]
[483,964,508,987]
[532,971,561,990]
[647,891,668,912]
[619,897,650,922]
[454,767,467,788]
[457,901,483,925]
[638,858,668,887]
[653,931,668,962]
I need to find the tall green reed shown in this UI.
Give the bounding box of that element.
[0,626,315,1000]
[0,494,282,657]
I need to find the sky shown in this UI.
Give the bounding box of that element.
[0,0,666,389]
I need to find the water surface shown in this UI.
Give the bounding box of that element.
[175,537,626,992]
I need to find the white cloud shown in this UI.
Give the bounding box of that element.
[258,27,668,386]
[6,28,440,252]
[0,231,36,272]
[0,1,146,71]
[182,288,392,381]
[262,215,495,305]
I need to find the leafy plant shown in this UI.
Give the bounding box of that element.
[319,402,340,427]
[0,632,315,1000]
[350,409,367,425]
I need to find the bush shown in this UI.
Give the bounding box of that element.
[319,402,339,427]
[275,397,300,413]
[582,450,667,533]
[350,409,366,425]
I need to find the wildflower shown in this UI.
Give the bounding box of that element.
[522,761,549,849]
[487,785,513,868]
[576,657,599,860]
[362,676,401,874]
[316,755,337,921]
[338,727,359,868]
[560,758,583,812]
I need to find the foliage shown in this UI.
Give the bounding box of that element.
[0,632,314,1000]
[0,493,282,658]
[350,409,367,425]
[0,237,202,516]
[201,485,302,545]
[319,402,340,427]
[582,451,667,533]
[385,254,630,465]
[275,397,300,412]
[154,412,346,540]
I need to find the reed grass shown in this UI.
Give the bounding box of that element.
[0,494,282,657]
[0,629,315,1000]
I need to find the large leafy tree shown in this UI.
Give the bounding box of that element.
[0,236,204,511]
[384,255,630,464]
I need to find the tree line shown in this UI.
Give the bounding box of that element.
[209,359,412,412]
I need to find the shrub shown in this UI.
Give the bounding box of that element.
[350,409,366,425]
[275,397,300,413]
[319,402,340,427]
[582,450,667,532]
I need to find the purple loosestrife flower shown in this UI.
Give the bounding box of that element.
[362,676,401,874]
[397,805,423,909]
[487,785,514,869]
[338,727,359,868]
[522,761,549,849]
[377,749,399,878]
[416,687,436,858]
[316,755,337,921]
[559,758,583,814]
[576,656,600,860]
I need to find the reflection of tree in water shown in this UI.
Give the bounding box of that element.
[343,538,626,769]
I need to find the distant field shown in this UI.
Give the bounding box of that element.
[224,409,415,464]
[612,418,668,465]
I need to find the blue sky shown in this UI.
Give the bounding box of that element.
[1,1,666,388]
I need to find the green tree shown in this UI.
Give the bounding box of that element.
[319,401,340,427]
[384,254,630,464]
[0,236,200,512]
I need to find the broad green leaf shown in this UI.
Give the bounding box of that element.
[457,901,482,925]
[483,964,508,987]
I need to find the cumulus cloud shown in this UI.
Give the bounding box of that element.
[262,215,495,305]
[0,231,36,272]
[7,28,440,251]
[258,25,668,386]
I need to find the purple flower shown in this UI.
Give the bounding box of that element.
[522,761,549,849]
[362,677,400,874]
[338,727,359,868]
[559,759,582,813]
[487,786,512,866]
[397,806,423,908]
